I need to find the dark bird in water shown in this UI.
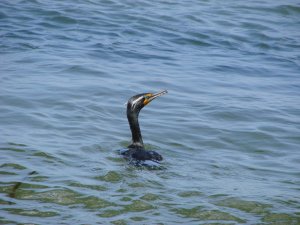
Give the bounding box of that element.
[120,90,168,166]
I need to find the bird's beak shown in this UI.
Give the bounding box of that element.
[144,90,168,105]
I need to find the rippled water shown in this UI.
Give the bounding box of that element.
[1,0,300,224]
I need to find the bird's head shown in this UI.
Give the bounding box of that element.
[127,90,168,114]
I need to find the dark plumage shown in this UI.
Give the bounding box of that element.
[120,90,167,165]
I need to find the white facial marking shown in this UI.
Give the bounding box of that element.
[131,96,144,110]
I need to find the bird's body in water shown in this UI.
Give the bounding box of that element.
[120,90,168,166]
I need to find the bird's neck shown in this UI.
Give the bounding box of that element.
[127,111,144,149]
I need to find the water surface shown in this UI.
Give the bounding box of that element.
[1,0,300,224]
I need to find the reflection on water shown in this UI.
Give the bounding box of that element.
[1,141,300,224]
[1,0,300,224]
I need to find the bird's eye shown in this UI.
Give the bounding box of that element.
[144,94,152,100]
[143,95,152,105]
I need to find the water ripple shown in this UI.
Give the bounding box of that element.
[1,0,300,224]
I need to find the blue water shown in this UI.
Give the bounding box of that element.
[1,0,300,224]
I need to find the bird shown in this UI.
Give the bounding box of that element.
[119,90,168,166]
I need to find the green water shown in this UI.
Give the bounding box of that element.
[1,0,300,224]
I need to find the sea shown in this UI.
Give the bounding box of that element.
[1,0,300,224]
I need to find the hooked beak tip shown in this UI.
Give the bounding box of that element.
[148,90,168,102]
[154,89,168,97]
